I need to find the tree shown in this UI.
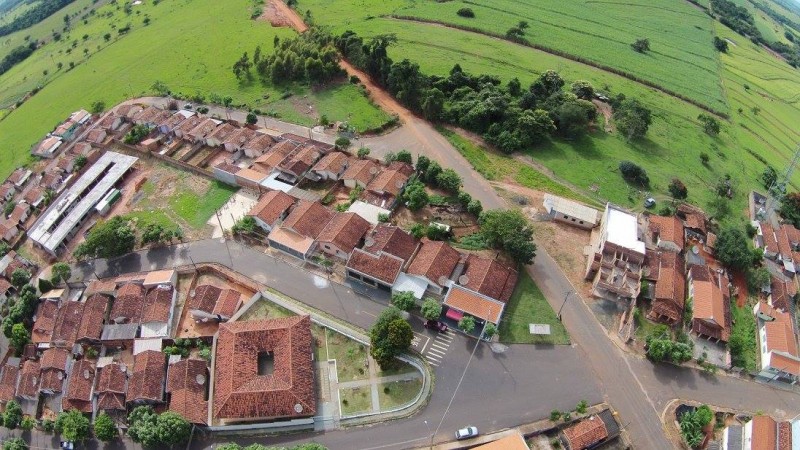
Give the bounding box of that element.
[56,410,90,442]
[74,155,88,172]
[576,400,588,414]
[2,438,26,450]
[479,209,536,264]
[458,315,476,333]
[150,80,169,96]
[761,166,778,190]
[747,266,771,293]
[141,223,166,246]
[515,109,555,147]
[10,323,28,352]
[457,191,472,208]
[467,199,483,217]
[335,137,351,149]
[530,70,564,99]
[357,147,370,159]
[698,114,720,136]
[554,101,591,138]
[127,406,159,447]
[631,38,651,53]
[90,100,106,114]
[94,412,117,442]
[415,155,430,173]
[245,112,258,125]
[550,410,562,421]
[668,178,688,200]
[3,400,22,429]
[0,242,9,258]
[421,88,445,121]
[10,268,30,289]
[713,36,729,52]
[456,7,475,18]
[780,192,800,228]
[571,80,594,100]
[421,298,442,321]
[435,169,462,193]
[369,307,413,369]
[423,161,442,184]
[391,291,416,311]
[51,262,71,284]
[483,322,497,339]
[395,150,413,164]
[232,52,252,80]
[614,99,652,141]
[155,412,192,447]
[20,416,34,431]
[619,161,649,186]
[103,32,111,41]
[73,216,135,259]
[3,201,15,217]
[715,225,753,271]
[403,180,429,211]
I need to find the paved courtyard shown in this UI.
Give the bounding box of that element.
[207,190,259,238]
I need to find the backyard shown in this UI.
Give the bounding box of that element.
[499,271,569,345]
[729,299,758,372]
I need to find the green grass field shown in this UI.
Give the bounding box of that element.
[498,270,569,345]
[0,0,390,179]
[170,181,238,229]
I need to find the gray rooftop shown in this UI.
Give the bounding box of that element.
[726,425,742,450]
[29,151,137,254]
[101,323,139,341]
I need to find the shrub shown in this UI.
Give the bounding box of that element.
[391,291,416,311]
[619,161,649,186]
[550,409,561,421]
[456,7,475,18]
[631,38,650,53]
[335,137,351,149]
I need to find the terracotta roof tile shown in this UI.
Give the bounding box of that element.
[346,249,404,285]
[16,360,40,399]
[52,301,84,346]
[127,350,166,404]
[648,215,685,250]
[213,316,316,421]
[778,421,792,450]
[212,290,242,319]
[242,132,276,154]
[187,118,220,140]
[175,115,203,135]
[214,161,241,175]
[190,285,223,314]
[651,265,686,323]
[85,279,117,297]
[254,140,298,171]
[96,362,127,411]
[23,186,44,205]
[562,415,609,450]
[444,286,504,323]
[0,183,14,199]
[0,362,20,402]
[77,294,109,342]
[281,200,334,239]
[62,359,95,413]
[247,190,295,227]
[461,255,518,303]
[111,283,146,323]
[363,224,419,262]
[407,240,461,285]
[342,159,380,186]
[690,265,730,341]
[159,111,190,130]
[32,301,58,344]
[167,359,208,424]
[317,212,371,256]
[40,348,69,371]
[224,127,258,148]
[366,169,409,197]
[206,123,236,143]
[684,213,706,233]
[279,145,321,176]
[770,276,794,312]
[142,286,173,323]
[312,152,350,175]
[387,161,415,176]
[0,278,10,294]
[752,415,777,450]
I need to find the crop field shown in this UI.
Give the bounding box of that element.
[0,0,390,179]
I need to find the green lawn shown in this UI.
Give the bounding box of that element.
[730,300,757,372]
[170,181,237,229]
[376,358,417,377]
[327,328,370,382]
[498,270,569,344]
[378,378,422,410]
[237,297,296,321]
[0,0,391,179]
[339,386,373,415]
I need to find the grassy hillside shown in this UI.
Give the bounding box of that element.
[0,0,390,178]
[0,0,40,26]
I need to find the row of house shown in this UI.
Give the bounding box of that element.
[720,414,798,450]
[30,109,92,158]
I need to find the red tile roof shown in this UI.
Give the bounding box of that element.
[187,118,220,140]
[175,115,203,135]
[0,278,10,295]
[279,145,321,176]
[363,224,419,262]
[191,285,240,315]
[770,276,795,312]
[387,161,415,177]
[96,363,127,411]
[16,360,40,398]
[690,265,730,341]
[281,200,334,239]
[23,186,44,205]
[142,286,173,323]
[206,123,236,142]
[167,359,209,424]
[62,359,95,413]
[32,300,58,344]
[444,286,504,324]
[346,249,404,285]
[366,169,409,197]
[224,127,258,149]
[651,265,686,324]
[254,140,298,171]
[760,222,778,254]
[312,152,349,175]
[40,348,69,372]
[0,362,20,402]
[247,190,295,227]
[648,215,685,250]
[752,415,777,450]
[111,283,146,323]
[562,415,609,450]
[52,301,84,346]
[317,212,371,256]
[778,421,792,450]
[684,213,707,233]
[342,159,380,186]
[756,302,800,375]
[212,290,242,319]
[461,255,518,303]
[127,350,166,404]
[407,240,461,286]
[213,316,316,421]
[77,294,109,342]
[242,132,276,154]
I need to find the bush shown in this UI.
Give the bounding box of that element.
[456,7,475,18]
[631,38,650,53]
[335,137,351,149]
[421,298,442,321]
[550,409,561,421]
[357,147,370,158]
[619,161,649,186]
[391,291,416,311]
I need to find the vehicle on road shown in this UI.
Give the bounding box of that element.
[424,319,448,333]
[455,426,479,440]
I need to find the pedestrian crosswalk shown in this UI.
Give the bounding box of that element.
[424,332,454,366]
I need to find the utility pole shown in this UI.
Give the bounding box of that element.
[558,291,573,321]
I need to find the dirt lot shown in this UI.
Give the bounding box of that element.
[259,0,296,28]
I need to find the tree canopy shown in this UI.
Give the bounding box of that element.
[74,216,136,260]
[93,412,118,442]
[56,409,91,442]
[421,298,442,321]
[479,209,536,265]
[369,307,413,369]
[714,225,754,271]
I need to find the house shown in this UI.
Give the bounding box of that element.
[213,161,241,186]
[7,168,32,191]
[223,127,258,154]
[443,285,505,325]
[688,265,731,343]
[316,212,371,259]
[458,255,518,303]
[342,159,380,189]
[0,222,19,244]
[68,109,91,126]
[253,140,299,174]
[101,323,139,345]
[0,278,11,304]
[277,145,322,183]
[646,252,686,325]
[98,112,123,131]
[560,414,612,450]
[86,128,107,144]
[15,360,40,401]
[32,136,63,158]
[768,275,796,312]
[346,249,406,291]
[76,293,110,344]
[0,360,21,404]
[241,132,275,158]
[233,168,268,191]
[773,224,800,273]
[158,110,193,135]
[268,200,333,260]
[187,118,221,143]
[143,269,177,288]
[173,115,203,139]
[140,285,176,338]
[754,302,800,383]
[311,152,350,180]
[755,222,779,259]
[51,300,84,348]
[189,285,242,322]
[647,214,685,253]
[542,194,600,229]
[95,361,128,412]
[471,431,529,450]
[205,123,237,148]
[38,347,71,395]
[32,300,58,345]
[127,350,166,405]
[0,183,14,202]
[406,240,462,295]
[61,359,96,413]
[744,415,779,450]
[213,316,315,423]
[39,170,63,191]
[362,168,410,210]
[131,106,164,127]
[110,283,146,324]
[166,358,209,425]
[585,204,645,302]
[280,133,335,154]
[246,190,295,233]
[115,104,142,119]
[8,203,29,227]
[56,154,78,173]
[85,279,117,297]
[23,186,45,209]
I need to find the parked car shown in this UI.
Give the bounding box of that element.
[455,426,479,440]
[424,319,448,333]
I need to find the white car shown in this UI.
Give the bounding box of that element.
[455,426,479,440]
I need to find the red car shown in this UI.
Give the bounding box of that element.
[424,320,448,333]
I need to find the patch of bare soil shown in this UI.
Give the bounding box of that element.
[259,0,294,27]
[592,99,615,133]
